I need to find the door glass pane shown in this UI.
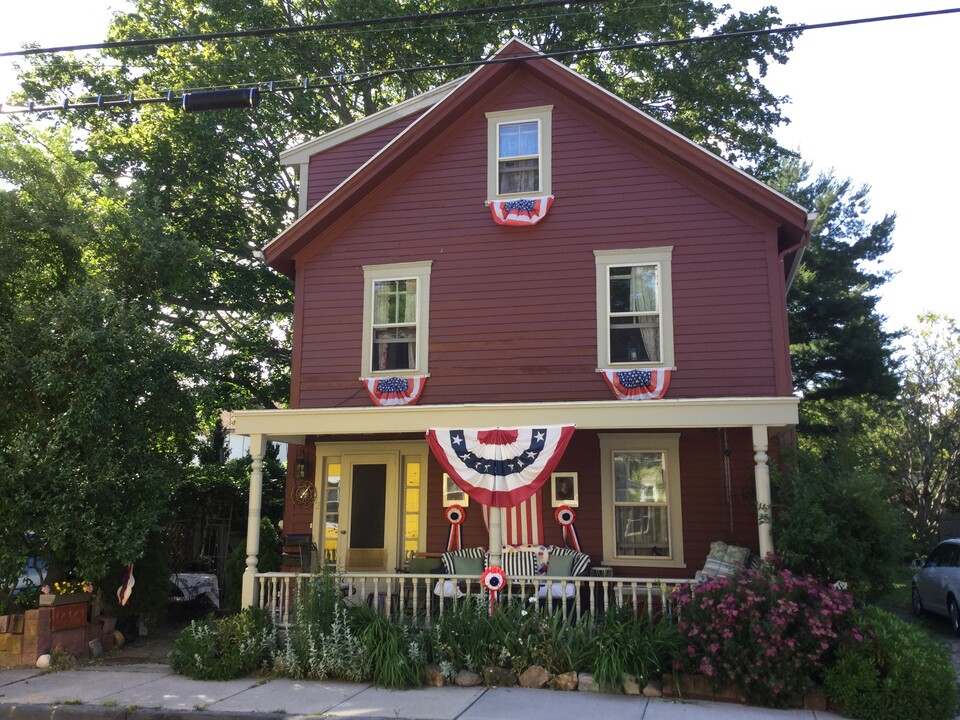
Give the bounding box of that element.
[350,464,386,549]
[403,460,421,561]
[322,461,340,565]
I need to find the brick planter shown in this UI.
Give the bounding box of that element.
[0,608,115,667]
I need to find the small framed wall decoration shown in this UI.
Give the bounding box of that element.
[551,472,579,507]
[442,473,469,507]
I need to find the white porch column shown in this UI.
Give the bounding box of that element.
[488,508,503,569]
[752,425,774,559]
[241,433,267,608]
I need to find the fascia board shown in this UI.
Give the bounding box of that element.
[232,396,799,441]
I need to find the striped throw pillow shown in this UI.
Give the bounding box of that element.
[502,551,538,578]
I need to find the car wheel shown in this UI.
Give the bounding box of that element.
[912,585,925,616]
[949,597,960,634]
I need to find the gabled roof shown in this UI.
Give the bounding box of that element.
[264,39,809,278]
[278,77,465,167]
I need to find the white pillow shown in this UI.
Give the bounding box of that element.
[537,581,577,599]
[433,580,464,598]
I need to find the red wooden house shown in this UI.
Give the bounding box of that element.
[232,40,810,608]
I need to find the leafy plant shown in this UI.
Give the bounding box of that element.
[272,570,370,681]
[169,608,276,680]
[354,605,424,689]
[673,566,855,708]
[824,607,957,720]
[592,608,680,690]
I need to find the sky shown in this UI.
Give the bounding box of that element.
[1,0,958,340]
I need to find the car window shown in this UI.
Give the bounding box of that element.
[944,545,960,567]
[928,544,948,567]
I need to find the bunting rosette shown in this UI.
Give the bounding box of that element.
[445,505,466,551]
[425,426,576,508]
[361,376,427,406]
[480,566,507,614]
[554,505,582,552]
[489,195,554,226]
[600,368,671,400]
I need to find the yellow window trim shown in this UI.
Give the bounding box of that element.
[594,247,675,370]
[598,433,685,569]
[486,106,553,202]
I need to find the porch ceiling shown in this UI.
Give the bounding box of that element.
[230,396,799,443]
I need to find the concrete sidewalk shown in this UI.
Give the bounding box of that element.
[0,664,844,720]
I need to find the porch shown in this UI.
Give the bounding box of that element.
[254,570,696,627]
[231,397,799,612]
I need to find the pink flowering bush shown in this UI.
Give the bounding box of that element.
[673,565,856,708]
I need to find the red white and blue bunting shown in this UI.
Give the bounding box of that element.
[489,195,554,226]
[554,505,582,552]
[599,368,672,401]
[425,426,575,508]
[445,505,466,552]
[361,375,427,406]
[117,564,135,606]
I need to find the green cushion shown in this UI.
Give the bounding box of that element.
[545,553,575,577]
[407,557,442,574]
[452,555,485,576]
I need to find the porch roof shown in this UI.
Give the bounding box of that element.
[230,396,799,444]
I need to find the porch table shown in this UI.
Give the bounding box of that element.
[170,572,221,608]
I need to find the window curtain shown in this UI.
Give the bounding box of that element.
[629,267,658,361]
[403,279,417,368]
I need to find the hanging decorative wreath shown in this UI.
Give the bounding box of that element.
[480,565,507,615]
[554,505,582,552]
[445,505,466,551]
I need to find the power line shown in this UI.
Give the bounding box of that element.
[0,0,603,58]
[2,6,958,115]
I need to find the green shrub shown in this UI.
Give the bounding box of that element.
[773,449,908,601]
[272,570,371,681]
[824,607,957,720]
[674,566,855,708]
[428,596,501,674]
[169,608,276,680]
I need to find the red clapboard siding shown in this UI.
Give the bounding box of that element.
[307,115,420,206]
[420,429,762,578]
[293,73,789,409]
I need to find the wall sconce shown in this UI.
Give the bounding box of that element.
[295,448,307,479]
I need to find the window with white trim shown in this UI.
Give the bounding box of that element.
[599,433,684,567]
[487,106,552,200]
[361,261,431,376]
[595,247,674,368]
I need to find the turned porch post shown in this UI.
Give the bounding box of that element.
[242,433,267,608]
[752,425,774,559]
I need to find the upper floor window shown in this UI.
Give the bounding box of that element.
[595,247,675,369]
[487,106,552,200]
[361,261,432,376]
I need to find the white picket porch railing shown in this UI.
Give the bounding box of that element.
[254,571,696,628]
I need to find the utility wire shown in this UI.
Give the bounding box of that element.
[2,6,958,114]
[0,0,603,58]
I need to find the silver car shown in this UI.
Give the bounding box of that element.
[912,539,960,632]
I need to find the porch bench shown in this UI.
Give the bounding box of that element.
[435,545,591,601]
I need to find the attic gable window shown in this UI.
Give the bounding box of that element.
[361,261,432,376]
[487,106,552,201]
